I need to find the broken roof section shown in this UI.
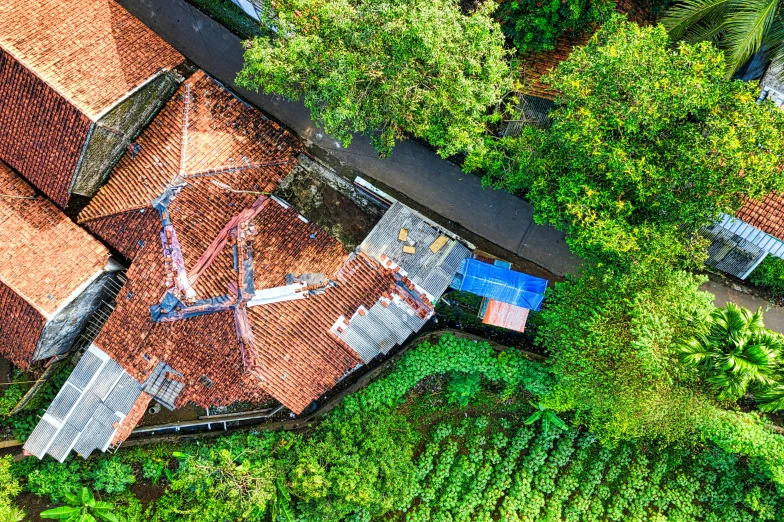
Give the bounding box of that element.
[0,161,110,369]
[23,344,149,462]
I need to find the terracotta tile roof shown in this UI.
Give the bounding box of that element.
[0,282,46,370]
[79,70,298,228]
[0,49,92,207]
[0,0,183,120]
[111,392,152,446]
[520,33,590,101]
[0,161,108,316]
[736,194,784,242]
[519,2,654,101]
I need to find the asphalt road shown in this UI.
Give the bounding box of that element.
[116,0,784,332]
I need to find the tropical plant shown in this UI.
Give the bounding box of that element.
[40,487,118,522]
[471,15,784,268]
[663,0,784,76]
[679,303,783,401]
[538,262,716,444]
[524,402,567,435]
[749,255,784,298]
[496,0,614,54]
[91,460,136,495]
[0,456,24,522]
[237,0,511,157]
[446,372,482,406]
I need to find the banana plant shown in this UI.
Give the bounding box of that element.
[40,487,118,522]
[524,402,567,435]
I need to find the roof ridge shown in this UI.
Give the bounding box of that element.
[78,202,152,224]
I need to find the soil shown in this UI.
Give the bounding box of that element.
[705,270,784,307]
[14,491,54,521]
[275,155,383,251]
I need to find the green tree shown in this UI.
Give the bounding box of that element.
[663,0,784,76]
[679,303,783,401]
[237,0,511,157]
[538,262,716,444]
[472,15,784,267]
[40,487,117,522]
[496,0,614,54]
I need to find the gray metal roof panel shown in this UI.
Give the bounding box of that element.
[89,359,125,400]
[66,391,102,431]
[339,326,381,362]
[367,303,412,344]
[72,419,116,458]
[47,384,82,422]
[69,351,103,390]
[23,419,58,459]
[47,424,80,462]
[104,373,142,415]
[93,403,122,428]
[355,309,398,354]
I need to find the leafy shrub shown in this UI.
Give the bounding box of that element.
[749,255,784,298]
[91,460,136,495]
[26,460,86,502]
[0,456,24,522]
[446,372,482,406]
[141,456,166,484]
[497,0,614,54]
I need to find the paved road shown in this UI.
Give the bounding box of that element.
[117,0,580,278]
[117,0,784,332]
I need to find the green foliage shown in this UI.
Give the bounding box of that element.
[472,16,784,268]
[91,460,136,495]
[496,0,614,54]
[40,486,118,522]
[679,303,783,401]
[538,263,716,445]
[25,459,87,503]
[663,0,784,76]
[0,456,24,522]
[237,0,511,157]
[447,372,482,406]
[524,402,568,435]
[749,255,784,298]
[188,0,264,40]
[406,393,784,521]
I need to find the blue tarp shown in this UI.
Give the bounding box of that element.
[455,259,547,311]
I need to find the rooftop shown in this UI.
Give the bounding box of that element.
[736,195,784,244]
[0,161,108,317]
[0,0,183,120]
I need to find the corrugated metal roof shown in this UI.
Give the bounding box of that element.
[359,202,471,299]
[23,344,144,462]
[716,214,784,258]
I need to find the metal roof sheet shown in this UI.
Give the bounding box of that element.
[24,419,58,458]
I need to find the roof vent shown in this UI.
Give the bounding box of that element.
[199,374,214,389]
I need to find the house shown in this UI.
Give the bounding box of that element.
[24,71,472,461]
[0,0,184,209]
[701,63,784,279]
[0,161,120,371]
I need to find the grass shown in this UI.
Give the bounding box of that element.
[188,0,265,40]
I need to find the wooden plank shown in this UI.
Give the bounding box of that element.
[398,228,408,241]
[429,235,448,253]
[402,245,416,254]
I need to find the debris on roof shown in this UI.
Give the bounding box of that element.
[360,201,472,301]
[23,344,146,462]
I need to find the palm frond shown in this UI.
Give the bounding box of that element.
[756,384,784,412]
[723,0,781,75]
[663,0,730,40]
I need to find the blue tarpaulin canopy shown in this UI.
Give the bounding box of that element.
[453,259,547,311]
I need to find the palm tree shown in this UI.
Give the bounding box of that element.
[678,303,783,401]
[663,0,784,76]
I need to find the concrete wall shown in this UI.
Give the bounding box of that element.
[33,269,124,361]
[70,71,182,198]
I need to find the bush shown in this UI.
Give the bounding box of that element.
[0,456,24,522]
[497,0,614,54]
[749,255,784,298]
[446,372,482,406]
[91,459,136,495]
[26,460,86,502]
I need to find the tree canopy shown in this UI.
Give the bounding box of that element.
[237,0,511,157]
[472,16,784,267]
